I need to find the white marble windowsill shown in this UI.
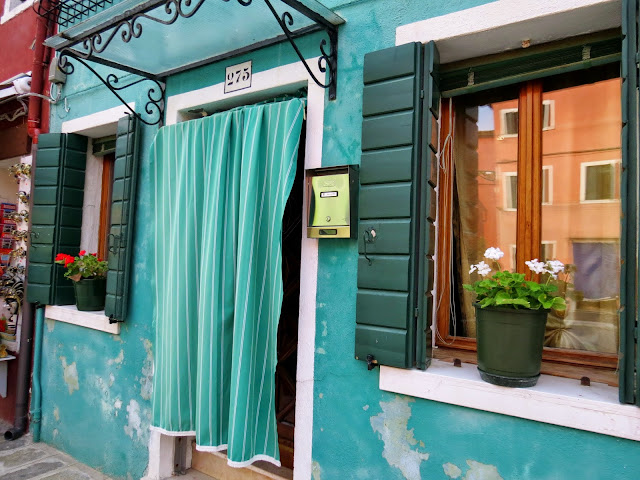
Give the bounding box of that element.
[380,360,640,442]
[45,304,120,335]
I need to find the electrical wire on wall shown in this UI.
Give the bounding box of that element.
[434,97,459,346]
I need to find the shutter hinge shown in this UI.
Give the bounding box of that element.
[634,328,638,341]
[420,90,424,99]
[414,307,419,318]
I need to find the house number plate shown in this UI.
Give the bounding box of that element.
[225,61,252,94]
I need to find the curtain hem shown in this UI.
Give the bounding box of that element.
[149,426,197,436]
[194,445,281,469]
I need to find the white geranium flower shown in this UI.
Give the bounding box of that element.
[546,260,565,274]
[483,247,504,261]
[525,259,545,274]
[469,261,492,277]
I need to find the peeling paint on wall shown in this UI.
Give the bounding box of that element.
[124,399,142,439]
[444,462,462,478]
[45,319,55,332]
[53,407,60,422]
[311,460,322,480]
[460,460,503,480]
[108,349,124,366]
[370,396,430,480]
[140,339,153,400]
[60,357,79,395]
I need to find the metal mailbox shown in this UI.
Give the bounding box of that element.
[306,165,358,239]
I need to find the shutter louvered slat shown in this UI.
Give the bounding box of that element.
[356,43,423,369]
[27,133,87,305]
[104,115,140,322]
[355,41,439,370]
[620,0,639,405]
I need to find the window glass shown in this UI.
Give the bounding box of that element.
[541,77,621,354]
[450,92,519,338]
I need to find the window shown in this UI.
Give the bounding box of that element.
[437,67,622,381]
[499,100,554,136]
[504,166,551,210]
[27,116,139,322]
[1,0,35,23]
[581,160,621,202]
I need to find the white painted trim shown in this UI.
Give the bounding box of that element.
[396,0,621,63]
[45,305,120,335]
[149,426,196,436]
[61,103,135,137]
[580,159,621,203]
[380,361,640,442]
[1,0,36,24]
[503,171,518,211]
[149,59,323,480]
[503,165,552,211]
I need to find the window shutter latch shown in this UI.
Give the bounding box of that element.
[362,227,377,265]
[366,354,379,371]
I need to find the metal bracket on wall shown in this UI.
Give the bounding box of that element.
[38,0,341,102]
[57,50,165,126]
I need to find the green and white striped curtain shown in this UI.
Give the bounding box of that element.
[150,98,305,467]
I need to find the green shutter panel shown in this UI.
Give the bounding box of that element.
[620,0,639,405]
[27,133,87,305]
[355,41,439,369]
[104,115,140,322]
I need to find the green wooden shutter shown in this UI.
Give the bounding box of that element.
[620,0,639,405]
[355,41,439,369]
[27,133,87,305]
[104,115,140,322]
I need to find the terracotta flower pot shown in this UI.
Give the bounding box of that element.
[73,277,107,311]
[475,304,549,388]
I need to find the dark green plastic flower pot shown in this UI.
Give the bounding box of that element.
[475,305,548,388]
[73,277,107,311]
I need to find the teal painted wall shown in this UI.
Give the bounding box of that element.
[40,0,640,479]
[43,66,159,479]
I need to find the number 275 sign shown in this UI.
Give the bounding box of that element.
[225,61,252,94]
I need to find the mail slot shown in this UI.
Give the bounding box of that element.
[306,165,358,239]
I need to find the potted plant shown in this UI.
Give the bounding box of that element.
[55,251,108,311]
[464,247,566,388]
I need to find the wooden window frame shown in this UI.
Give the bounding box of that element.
[97,153,115,262]
[435,80,619,385]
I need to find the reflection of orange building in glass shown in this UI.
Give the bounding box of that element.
[472,78,621,353]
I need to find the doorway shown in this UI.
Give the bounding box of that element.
[275,121,305,470]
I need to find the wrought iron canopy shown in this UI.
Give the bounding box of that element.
[42,0,344,120]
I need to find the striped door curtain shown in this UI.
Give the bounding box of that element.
[150,98,305,467]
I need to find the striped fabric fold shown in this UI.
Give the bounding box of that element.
[150,99,305,467]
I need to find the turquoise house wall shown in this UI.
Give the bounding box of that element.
[38,0,640,479]
[42,64,159,479]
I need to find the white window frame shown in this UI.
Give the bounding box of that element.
[1,0,36,24]
[499,100,554,138]
[393,0,638,442]
[503,165,552,211]
[41,102,137,335]
[580,159,621,203]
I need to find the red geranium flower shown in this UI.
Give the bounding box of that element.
[64,256,74,268]
[55,253,66,262]
[91,253,97,257]
[79,250,86,256]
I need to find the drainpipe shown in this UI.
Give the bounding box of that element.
[28,307,44,442]
[4,5,51,441]
[27,0,51,144]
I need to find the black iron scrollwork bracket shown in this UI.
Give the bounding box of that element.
[257,0,338,100]
[46,0,339,103]
[57,50,166,126]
